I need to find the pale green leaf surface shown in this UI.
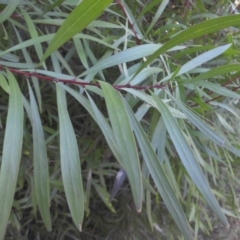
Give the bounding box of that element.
[142,176,157,195]
[75,33,120,50]
[0,51,19,62]
[122,98,193,240]
[73,38,89,69]
[86,93,122,165]
[60,84,95,118]
[0,70,23,240]
[40,0,113,63]
[137,0,162,19]
[120,0,143,39]
[122,88,186,118]
[33,19,122,29]
[92,182,116,213]
[216,113,234,133]
[14,26,42,113]
[21,8,46,69]
[100,82,143,212]
[134,15,240,78]
[152,94,229,226]
[0,0,19,23]
[0,73,10,94]
[118,68,163,86]
[179,64,240,83]
[210,101,240,119]
[28,83,51,231]
[56,84,84,230]
[0,34,54,57]
[0,61,36,69]
[176,44,232,76]
[170,96,227,146]
[88,20,123,29]
[195,81,240,99]
[80,44,185,76]
[146,0,169,34]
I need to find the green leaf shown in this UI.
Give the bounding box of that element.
[86,93,122,165]
[137,0,162,19]
[28,83,52,231]
[0,70,24,240]
[80,44,185,77]
[56,84,84,231]
[0,34,54,58]
[92,182,116,213]
[100,82,143,212]
[20,8,46,69]
[40,0,113,64]
[195,81,240,99]
[0,73,10,94]
[152,94,229,226]
[134,15,240,78]
[146,0,169,35]
[122,98,193,240]
[13,24,43,113]
[176,44,231,76]
[0,0,19,24]
[60,85,121,164]
[179,64,240,83]
[170,95,227,146]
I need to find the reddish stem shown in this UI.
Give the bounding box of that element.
[0,65,165,91]
[116,0,142,45]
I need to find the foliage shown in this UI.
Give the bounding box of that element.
[0,0,240,239]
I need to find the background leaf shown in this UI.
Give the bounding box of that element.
[152,93,229,226]
[0,70,23,240]
[40,0,113,63]
[28,83,52,231]
[122,97,193,240]
[56,84,84,231]
[134,15,240,78]
[100,81,143,212]
[0,0,19,24]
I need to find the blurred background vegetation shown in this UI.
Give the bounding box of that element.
[1,0,240,239]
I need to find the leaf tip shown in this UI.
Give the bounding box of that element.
[137,207,142,213]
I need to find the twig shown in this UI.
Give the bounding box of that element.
[0,65,165,91]
[116,0,142,45]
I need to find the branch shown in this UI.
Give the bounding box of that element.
[0,65,166,91]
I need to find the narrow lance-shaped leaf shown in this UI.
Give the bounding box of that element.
[195,81,240,100]
[80,44,185,77]
[0,0,19,24]
[56,84,84,231]
[122,97,193,240]
[28,83,52,231]
[87,93,156,198]
[86,92,122,165]
[176,44,231,76]
[190,64,240,82]
[21,7,47,70]
[169,95,240,157]
[152,93,229,226]
[100,82,143,212]
[60,85,122,165]
[0,70,24,240]
[133,15,240,78]
[0,73,10,94]
[40,0,113,64]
